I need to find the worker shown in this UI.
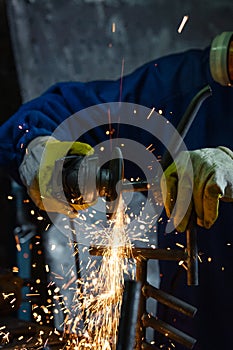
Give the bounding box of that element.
[0,31,233,349]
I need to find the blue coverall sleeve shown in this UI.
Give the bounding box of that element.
[0,48,210,169]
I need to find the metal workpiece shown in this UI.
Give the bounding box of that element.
[131,247,187,261]
[90,246,187,261]
[142,314,197,349]
[90,244,197,348]
[116,280,141,350]
[134,254,197,349]
[142,284,197,318]
[186,212,199,286]
[134,257,148,350]
[90,244,196,286]
[161,85,212,169]
[89,87,213,348]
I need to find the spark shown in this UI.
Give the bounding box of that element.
[0,331,10,344]
[147,107,155,120]
[112,22,116,33]
[119,58,125,104]
[177,15,189,33]
[14,234,21,252]
[175,243,184,248]
[61,197,139,349]
[146,143,154,151]
[2,292,14,300]
[6,174,158,348]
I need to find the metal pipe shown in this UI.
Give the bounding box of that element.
[142,314,197,349]
[186,211,199,286]
[142,284,197,318]
[131,247,187,261]
[161,85,212,169]
[116,280,141,350]
[90,246,187,261]
[135,257,148,350]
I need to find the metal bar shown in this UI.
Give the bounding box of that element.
[142,284,197,318]
[135,257,148,350]
[161,85,212,169]
[131,247,187,261]
[116,280,141,350]
[142,314,197,349]
[89,246,187,261]
[186,212,199,286]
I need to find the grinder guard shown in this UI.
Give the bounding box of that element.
[62,147,124,218]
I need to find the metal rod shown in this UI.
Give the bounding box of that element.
[161,85,212,169]
[135,257,148,350]
[131,247,187,261]
[89,246,187,261]
[142,314,197,349]
[186,211,199,286]
[142,284,197,318]
[116,280,141,350]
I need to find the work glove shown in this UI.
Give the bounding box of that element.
[19,136,94,216]
[160,146,233,232]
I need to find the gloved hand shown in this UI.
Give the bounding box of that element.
[19,136,94,216]
[160,146,233,232]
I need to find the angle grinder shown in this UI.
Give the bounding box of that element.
[62,146,155,219]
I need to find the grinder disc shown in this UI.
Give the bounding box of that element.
[106,147,124,220]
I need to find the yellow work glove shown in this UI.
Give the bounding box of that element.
[19,136,94,216]
[161,146,233,232]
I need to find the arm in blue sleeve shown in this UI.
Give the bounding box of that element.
[0,48,210,170]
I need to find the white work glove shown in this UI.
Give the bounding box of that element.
[161,146,233,232]
[19,136,94,216]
